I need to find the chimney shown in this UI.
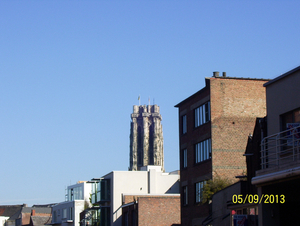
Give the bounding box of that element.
[31,209,36,216]
[213,71,219,77]
[223,72,226,77]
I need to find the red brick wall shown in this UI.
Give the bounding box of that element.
[176,77,268,225]
[138,196,180,226]
[210,78,267,180]
[123,195,136,204]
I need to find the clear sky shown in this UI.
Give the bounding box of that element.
[1,0,300,206]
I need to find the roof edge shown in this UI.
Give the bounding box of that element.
[264,65,300,87]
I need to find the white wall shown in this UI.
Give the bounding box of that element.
[103,166,180,226]
[52,200,85,226]
[0,217,9,226]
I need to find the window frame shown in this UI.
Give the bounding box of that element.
[182,149,187,168]
[195,138,211,164]
[281,107,300,131]
[194,102,210,128]
[62,208,67,219]
[195,181,206,203]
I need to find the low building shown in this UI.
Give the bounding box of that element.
[16,207,52,226]
[82,166,180,226]
[51,181,92,226]
[0,205,25,226]
[0,205,53,226]
[122,194,180,226]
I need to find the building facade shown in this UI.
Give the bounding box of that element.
[252,65,300,225]
[86,166,180,226]
[175,72,269,225]
[129,105,164,171]
[51,181,92,226]
[122,195,180,226]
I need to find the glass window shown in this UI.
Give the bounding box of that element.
[69,207,73,220]
[195,102,210,128]
[62,208,67,219]
[182,115,187,134]
[183,186,188,206]
[182,149,187,168]
[91,179,111,204]
[195,181,206,203]
[53,211,57,222]
[195,139,211,163]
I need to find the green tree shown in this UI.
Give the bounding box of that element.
[201,175,233,204]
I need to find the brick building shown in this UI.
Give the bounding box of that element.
[175,72,269,225]
[122,195,180,226]
[83,166,180,226]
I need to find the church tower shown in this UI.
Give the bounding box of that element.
[129,104,164,171]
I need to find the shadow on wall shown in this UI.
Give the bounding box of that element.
[165,180,180,194]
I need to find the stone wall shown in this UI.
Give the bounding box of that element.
[129,105,164,171]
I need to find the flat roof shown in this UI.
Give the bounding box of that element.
[175,76,270,108]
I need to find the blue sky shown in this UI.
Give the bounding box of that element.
[1,0,300,206]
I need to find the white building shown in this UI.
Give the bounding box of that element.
[0,217,9,226]
[85,166,180,226]
[51,181,92,226]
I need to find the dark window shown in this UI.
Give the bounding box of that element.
[149,125,154,165]
[195,139,211,163]
[183,186,188,206]
[137,126,142,166]
[281,108,300,131]
[182,149,187,168]
[195,181,206,203]
[194,102,210,128]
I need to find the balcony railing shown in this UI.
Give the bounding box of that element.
[261,126,300,169]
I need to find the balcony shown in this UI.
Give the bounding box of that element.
[259,125,300,174]
[91,178,111,204]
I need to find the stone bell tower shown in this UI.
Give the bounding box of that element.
[129,104,164,171]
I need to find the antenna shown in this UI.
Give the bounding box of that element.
[148,96,150,105]
[138,95,141,105]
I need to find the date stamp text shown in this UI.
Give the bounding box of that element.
[232,194,285,204]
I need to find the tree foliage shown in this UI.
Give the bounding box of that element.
[201,175,233,204]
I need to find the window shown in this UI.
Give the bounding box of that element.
[69,207,73,220]
[67,186,83,201]
[182,149,187,168]
[183,186,188,206]
[195,181,206,203]
[62,208,67,219]
[195,102,210,128]
[53,211,57,222]
[195,139,211,163]
[91,179,111,204]
[281,107,300,131]
[182,115,187,134]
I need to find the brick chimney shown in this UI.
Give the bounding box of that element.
[31,209,36,216]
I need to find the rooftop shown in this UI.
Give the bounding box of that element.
[175,71,270,108]
[264,65,300,87]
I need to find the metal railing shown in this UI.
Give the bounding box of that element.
[261,126,300,169]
